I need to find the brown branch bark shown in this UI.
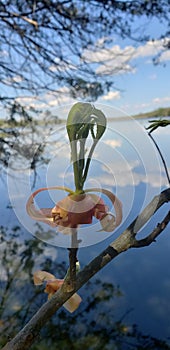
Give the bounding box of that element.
[67,248,78,290]
[2,188,170,350]
[132,211,170,248]
[67,231,79,291]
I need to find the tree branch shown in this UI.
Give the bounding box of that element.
[67,230,79,291]
[1,1,170,100]
[132,211,170,248]
[2,188,170,350]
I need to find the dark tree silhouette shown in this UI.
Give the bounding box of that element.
[1,187,170,349]
[0,5,170,347]
[0,1,170,171]
[1,225,170,350]
[0,0,169,102]
[0,103,63,176]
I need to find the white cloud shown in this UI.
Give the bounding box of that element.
[15,96,38,104]
[82,44,133,63]
[12,75,23,83]
[152,96,170,104]
[15,95,48,110]
[102,91,121,100]
[133,39,164,59]
[3,75,24,85]
[127,94,170,113]
[49,58,76,72]
[14,87,75,111]
[103,139,122,148]
[82,38,170,77]
[133,102,151,110]
[159,50,170,62]
[98,162,167,188]
[43,87,74,107]
[82,44,136,76]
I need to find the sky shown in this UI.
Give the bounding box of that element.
[12,37,170,120]
[33,36,170,118]
[1,14,170,119]
[93,15,170,117]
[45,15,170,118]
[97,39,170,116]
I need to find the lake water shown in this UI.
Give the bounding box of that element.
[1,115,170,347]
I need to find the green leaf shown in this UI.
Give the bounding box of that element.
[66,103,107,191]
[66,102,93,142]
[146,118,170,133]
[66,102,107,142]
[90,107,106,141]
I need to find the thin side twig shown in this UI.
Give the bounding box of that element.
[148,132,170,186]
[132,211,170,247]
[2,188,170,350]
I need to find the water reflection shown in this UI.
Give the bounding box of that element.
[7,116,167,248]
[1,112,170,344]
[0,226,170,349]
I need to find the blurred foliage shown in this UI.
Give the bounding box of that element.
[0,0,170,102]
[0,0,170,177]
[0,104,63,177]
[132,107,170,120]
[0,225,170,350]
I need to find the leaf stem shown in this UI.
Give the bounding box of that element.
[148,132,170,186]
[82,140,97,186]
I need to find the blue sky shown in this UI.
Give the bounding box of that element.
[1,15,170,118]
[97,15,170,117]
[37,33,170,117]
[98,41,170,116]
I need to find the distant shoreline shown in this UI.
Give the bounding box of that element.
[108,106,170,122]
[0,106,170,128]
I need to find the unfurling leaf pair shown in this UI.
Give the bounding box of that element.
[66,102,107,191]
[27,103,123,314]
[26,103,122,234]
